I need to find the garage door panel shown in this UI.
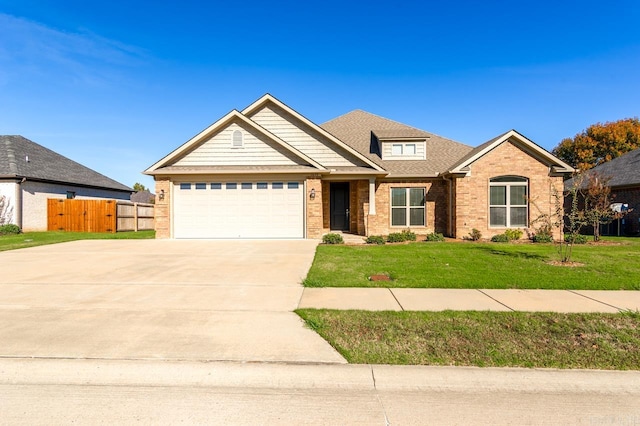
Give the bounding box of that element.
[174,181,303,239]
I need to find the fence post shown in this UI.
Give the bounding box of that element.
[134,202,139,232]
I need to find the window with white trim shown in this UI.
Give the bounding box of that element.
[391,187,425,227]
[232,130,243,148]
[489,176,528,227]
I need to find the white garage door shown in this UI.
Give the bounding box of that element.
[173,180,304,238]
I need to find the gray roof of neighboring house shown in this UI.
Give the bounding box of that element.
[0,135,132,192]
[565,147,640,189]
[130,190,155,203]
[321,110,474,177]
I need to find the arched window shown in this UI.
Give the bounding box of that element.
[232,130,243,148]
[489,176,528,227]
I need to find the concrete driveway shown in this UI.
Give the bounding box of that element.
[0,239,345,363]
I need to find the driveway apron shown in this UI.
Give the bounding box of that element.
[0,239,345,363]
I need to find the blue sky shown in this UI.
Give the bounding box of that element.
[1,1,639,190]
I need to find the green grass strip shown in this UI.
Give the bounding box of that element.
[296,309,640,370]
[0,230,155,252]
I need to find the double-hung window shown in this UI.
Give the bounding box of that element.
[489,177,528,227]
[391,188,425,227]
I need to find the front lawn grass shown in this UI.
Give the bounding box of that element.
[0,230,155,252]
[304,237,640,290]
[296,309,640,370]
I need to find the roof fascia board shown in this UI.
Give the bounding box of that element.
[449,130,575,174]
[144,109,326,174]
[242,94,386,172]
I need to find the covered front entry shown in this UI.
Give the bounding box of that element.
[329,182,350,231]
[173,180,304,238]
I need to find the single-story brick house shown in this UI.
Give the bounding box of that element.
[565,147,640,236]
[0,135,132,231]
[145,94,574,239]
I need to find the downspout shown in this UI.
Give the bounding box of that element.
[442,175,453,238]
[15,177,24,229]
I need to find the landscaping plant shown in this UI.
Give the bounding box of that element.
[322,233,344,244]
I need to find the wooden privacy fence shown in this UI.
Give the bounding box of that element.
[47,199,154,233]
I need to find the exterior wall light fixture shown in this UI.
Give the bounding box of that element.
[309,188,316,199]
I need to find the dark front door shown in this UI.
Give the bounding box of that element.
[330,182,350,231]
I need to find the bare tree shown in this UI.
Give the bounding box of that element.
[0,195,13,226]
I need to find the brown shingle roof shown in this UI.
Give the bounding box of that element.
[321,110,473,177]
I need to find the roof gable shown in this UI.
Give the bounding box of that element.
[446,130,574,175]
[144,110,326,174]
[243,95,385,171]
[0,135,131,192]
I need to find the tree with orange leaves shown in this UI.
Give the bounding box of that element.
[553,118,640,171]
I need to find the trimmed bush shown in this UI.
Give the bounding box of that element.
[322,233,344,244]
[387,232,407,243]
[365,235,386,245]
[401,229,417,241]
[565,234,588,245]
[504,229,523,241]
[425,232,445,242]
[532,233,553,243]
[0,224,20,235]
[468,228,482,241]
[491,233,510,243]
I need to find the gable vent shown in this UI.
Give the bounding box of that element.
[232,130,243,148]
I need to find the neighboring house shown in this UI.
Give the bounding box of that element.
[565,148,640,236]
[0,135,133,231]
[144,94,573,240]
[131,189,155,204]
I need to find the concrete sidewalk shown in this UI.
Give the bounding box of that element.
[298,288,640,313]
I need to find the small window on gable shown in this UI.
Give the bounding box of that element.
[232,130,243,148]
[405,144,416,155]
[391,144,403,155]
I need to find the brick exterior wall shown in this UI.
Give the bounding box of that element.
[366,179,447,237]
[154,177,171,239]
[305,177,325,238]
[454,141,564,240]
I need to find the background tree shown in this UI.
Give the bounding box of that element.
[552,118,640,171]
[133,182,147,192]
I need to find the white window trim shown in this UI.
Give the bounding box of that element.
[489,178,528,228]
[390,187,426,228]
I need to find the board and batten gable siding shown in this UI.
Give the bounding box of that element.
[173,121,304,167]
[249,104,367,167]
[381,141,426,160]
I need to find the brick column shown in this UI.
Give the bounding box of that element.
[154,177,171,239]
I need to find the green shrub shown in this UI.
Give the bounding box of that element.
[491,233,509,243]
[468,228,482,241]
[0,224,20,235]
[322,233,344,244]
[365,235,386,245]
[387,232,407,243]
[504,229,523,241]
[532,233,553,243]
[425,232,445,242]
[401,229,417,241]
[565,234,588,244]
